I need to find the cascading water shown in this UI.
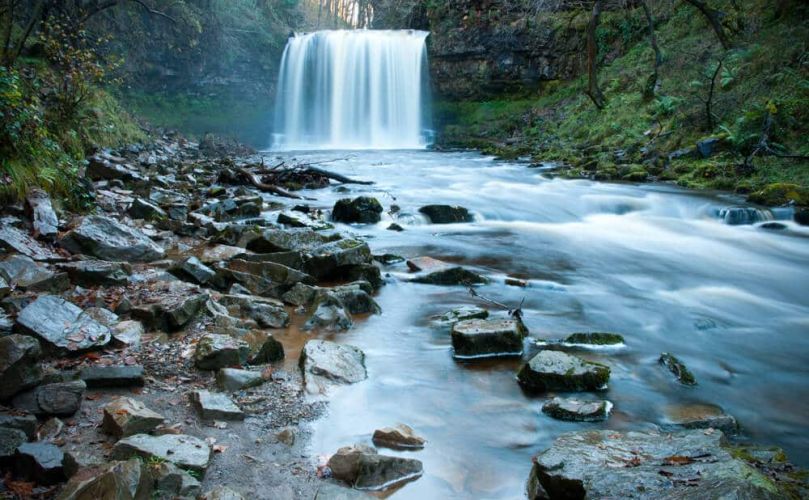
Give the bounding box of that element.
[271,30,432,150]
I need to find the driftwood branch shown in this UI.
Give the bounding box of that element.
[467,286,525,321]
[236,167,304,199]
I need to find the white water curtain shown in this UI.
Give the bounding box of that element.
[272,30,431,150]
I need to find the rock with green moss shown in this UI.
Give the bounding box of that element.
[418,205,473,224]
[304,239,372,279]
[541,397,611,422]
[194,334,250,370]
[439,306,489,323]
[659,352,697,385]
[563,332,624,346]
[748,183,809,207]
[332,197,383,224]
[517,350,610,392]
[528,429,787,499]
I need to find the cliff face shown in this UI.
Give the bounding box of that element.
[425,1,585,99]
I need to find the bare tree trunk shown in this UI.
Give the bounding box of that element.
[6,0,45,67]
[705,59,722,130]
[682,0,731,49]
[585,0,606,110]
[640,0,661,99]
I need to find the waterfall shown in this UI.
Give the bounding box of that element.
[271,30,432,150]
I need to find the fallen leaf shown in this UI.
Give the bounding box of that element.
[213,444,228,453]
[664,455,694,466]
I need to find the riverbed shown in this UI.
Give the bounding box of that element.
[265,149,809,499]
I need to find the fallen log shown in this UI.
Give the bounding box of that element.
[301,165,374,185]
[236,167,304,199]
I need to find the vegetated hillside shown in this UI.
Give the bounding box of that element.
[433,0,809,204]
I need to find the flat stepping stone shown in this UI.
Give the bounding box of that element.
[300,340,366,394]
[112,434,212,474]
[664,403,739,435]
[541,397,612,422]
[216,368,264,392]
[451,319,526,359]
[190,390,244,420]
[517,350,610,392]
[372,424,426,450]
[102,398,165,438]
[80,365,145,388]
[16,296,111,353]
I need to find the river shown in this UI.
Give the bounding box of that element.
[263,149,809,499]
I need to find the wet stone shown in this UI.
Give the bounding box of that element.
[407,257,487,285]
[304,294,353,331]
[248,336,285,364]
[111,320,144,347]
[57,458,154,500]
[171,256,216,284]
[563,332,625,346]
[541,397,612,422]
[56,260,131,286]
[0,222,61,261]
[300,340,366,393]
[328,444,378,483]
[102,397,165,438]
[128,197,167,220]
[659,352,697,385]
[0,428,27,463]
[528,429,785,499]
[59,215,165,262]
[0,255,69,292]
[330,286,381,315]
[79,365,145,388]
[152,461,202,497]
[11,380,86,417]
[195,334,250,370]
[281,282,318,306]
[130,280,208,332]
[372,424,426,450]
[664,403,739,435]
[0,334,43,400]
[14,442,78,485]
[451,319,526,359]
[418,204,473,223]
[303,239,373,280]
[16,295,111,353]
[190,390,245,420]
[112,434,212,474]
[332,196,383,224]
[0,412,38,439]
[517,350,610,393]
[216,368,265,392]
[439,306,489,323]
[354,454,424,491]
[25,189,59,239]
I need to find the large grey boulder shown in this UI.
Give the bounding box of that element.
[56,259,131,286]
[451,319,525,359]
[528,430,786,499]
[195,334,250,370]
[58,215,165,262]
[190,390,244,420]
[300,340,366,393]
[418,205,473,223]
[11,380,86,417]
[56,458,153,500]
[0,255,68,292]
[25,189,59,239]
[332,197,383,224]
[0,334,42,400]
[112,434,213,474]
[129,281,208,332]
[102,397,164,438]
[16,295,111,353]
[0,222,61,261]
[304,239,372,279]
[517,350,610,392]
[14,442,78,485]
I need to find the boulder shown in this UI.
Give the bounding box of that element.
[0,411,38,439]
[11,380,86,417]
[152,461,202,497]
[0,255,69,292]
[56,458,153,500]
[340,264,384,290]
[386,223,404,232]
[195,334,250,370]
[190,390,244,420]
[659,352,697,385]
[517,351,610,393]
[304,294,353,331]
[247,336,285,364]
[0,334,42,400]
[354,454,423,491]
[241,227,334,253]
[372,424,426,450]
[0,222,61,261]
[79,365,145,388]
[528,430,785,499]
[300,340,366,393]
[25,189,59,239]
[439,306,489,323]
[128,198,167,221]
[227,259,314,288]
[171,256,216,285]
[57,260,131,286]
[112,434,212,474]
[332,197,383,224]
[197,196,261,222]
[87,156,145,182]
[303,239,373,280]
[718,207,770,225]
[16,295,111,353]
[407,257,487,285]
[14,442,78,485]
[541,397,612,422]
[795,208,809,226]
[563,332,625,346]
[664,403,739,435]
[216,368,265,392]
[102,398,165,438]
[418,205,473,223]
[58,215,165,262]
[129,281,208,332]
[330,286,381,315]
[281,282,318,306]
[451,319,526,359]
[327,444,378,483]
[111,320,144,347]
[202,485,246,500]
[0,427,26,466]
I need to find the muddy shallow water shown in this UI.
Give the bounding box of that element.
[262,150,809,499]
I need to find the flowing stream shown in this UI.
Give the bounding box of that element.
[272,30,431,150]
[263,150,809,499]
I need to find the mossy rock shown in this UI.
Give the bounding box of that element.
[747,183,809,207]
[518,350,610,392]
[659,352,697,385]
[564,332,625,345]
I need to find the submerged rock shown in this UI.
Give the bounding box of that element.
[563,332,625,346]
[372,424,426,450]
[407,256,487,285]
[664,403,739,435]
[0,334,42,400]
[659,352,697,385]
[58,215,165,262]
[102,398,165,438]
[190,390,244,420]
[517,351,610,392]
[451,319,526,359]
[541,397,612,422]
[418,204,473,223]
[112,434,212,474]
[332,197,383,223]
[16,295,111,353]
[195,334,250,370]
[528,429,786,499]
[300,339,366,393]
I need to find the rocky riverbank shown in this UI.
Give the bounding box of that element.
[1,138,807,499]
